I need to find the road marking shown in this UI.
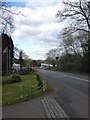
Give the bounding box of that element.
[61,82,88,98]
[58,74,88,82]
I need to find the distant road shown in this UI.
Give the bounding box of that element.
[37,69,88,118]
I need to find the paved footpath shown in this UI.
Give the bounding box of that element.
[2,96,69,119]
[3,97,46,118]
[41,97,69,119]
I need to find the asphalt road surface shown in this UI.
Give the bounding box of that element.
[37,69,89,118]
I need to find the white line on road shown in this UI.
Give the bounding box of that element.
[58,74,88,82]
[61,82,88,98]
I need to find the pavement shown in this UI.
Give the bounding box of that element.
[2,95,69,119]
[2,97,46,118]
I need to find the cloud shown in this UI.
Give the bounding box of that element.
[24,45,58,60]
[10,1,65,59]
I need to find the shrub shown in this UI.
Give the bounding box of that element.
[10,73,22,83]
[2,74,22,85]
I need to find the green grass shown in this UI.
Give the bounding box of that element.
[2,75,11,81]
[2,73,53,106]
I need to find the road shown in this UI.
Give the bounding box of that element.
[37,69,89,118]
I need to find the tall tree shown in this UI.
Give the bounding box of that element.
[14,47,30,68]
[18,50,23,69]
[56,0,89,73]
[56,0,90,33]
[45,49,57,66]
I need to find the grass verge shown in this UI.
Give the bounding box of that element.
[2,73,53,106]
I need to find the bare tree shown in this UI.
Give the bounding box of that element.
[0,1,14,34]
[56,0,90,33]
[75,31,88,54]
[0,1,24,34]
[60,28,88,56]
[56,0,89,62]
[14,47,29,60]
[45,49,58,66]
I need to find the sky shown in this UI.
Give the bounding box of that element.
[6,0,66,60]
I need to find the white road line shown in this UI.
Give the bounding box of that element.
[61,82,88,98]
[58,74,88,82]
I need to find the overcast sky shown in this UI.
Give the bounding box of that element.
[6,0,66,60]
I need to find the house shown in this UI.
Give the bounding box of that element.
[1,33,14,75]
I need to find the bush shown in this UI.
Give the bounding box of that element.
[10,73,22,83]
[2,74,22,85]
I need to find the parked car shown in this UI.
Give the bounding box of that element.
[19,67,30,75]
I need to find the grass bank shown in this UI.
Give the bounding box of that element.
[2,73,52,106]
